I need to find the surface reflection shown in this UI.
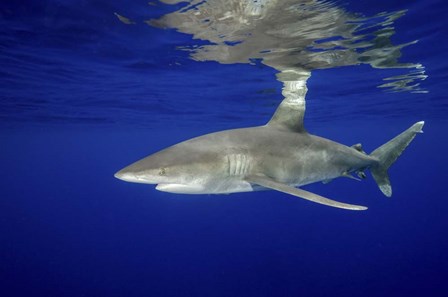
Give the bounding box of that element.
[148,0,426,99]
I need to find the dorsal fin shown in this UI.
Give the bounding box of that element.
[267,99,306,132]
[351,143,366,154]
[351,143,362,150]
[266,69,310,133]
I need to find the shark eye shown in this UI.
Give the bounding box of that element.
[158,167,166,176]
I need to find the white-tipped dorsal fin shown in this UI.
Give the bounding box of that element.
[267,98,307,132]
[267,69,310,133]
[244,175,367,211]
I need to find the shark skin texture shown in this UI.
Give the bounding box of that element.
[115,97,424,211]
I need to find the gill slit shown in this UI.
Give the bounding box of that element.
[227,154,250,177]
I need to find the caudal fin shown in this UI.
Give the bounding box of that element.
[370,121,424,197]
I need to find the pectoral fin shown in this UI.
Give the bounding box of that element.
[244,175,367,211]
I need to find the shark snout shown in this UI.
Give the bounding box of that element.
[114,169,139,182]
[114,166,164,184]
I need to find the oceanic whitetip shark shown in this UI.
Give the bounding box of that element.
[115,98,424,210]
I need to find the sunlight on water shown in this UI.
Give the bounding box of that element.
[147,0,426,97]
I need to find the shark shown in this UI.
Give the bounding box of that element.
[115,97,424,211]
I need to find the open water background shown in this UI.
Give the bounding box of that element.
[1,1,448,296]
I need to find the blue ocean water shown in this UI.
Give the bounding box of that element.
[1,1,447,296]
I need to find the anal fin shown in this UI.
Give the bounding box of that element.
[342,172,361,181]
[244,175,367,211]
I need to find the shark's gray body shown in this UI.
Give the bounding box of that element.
[115,98,424,210]
[122,127,373,193]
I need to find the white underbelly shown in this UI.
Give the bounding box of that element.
[155,178,254,194]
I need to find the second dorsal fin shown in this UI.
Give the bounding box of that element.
[351,143,366,154]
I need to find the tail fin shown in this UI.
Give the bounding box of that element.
[370,121,425,197]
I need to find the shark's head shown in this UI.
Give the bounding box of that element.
[114,141,221,193]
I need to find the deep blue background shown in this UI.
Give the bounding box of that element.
[1,1,448,297]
